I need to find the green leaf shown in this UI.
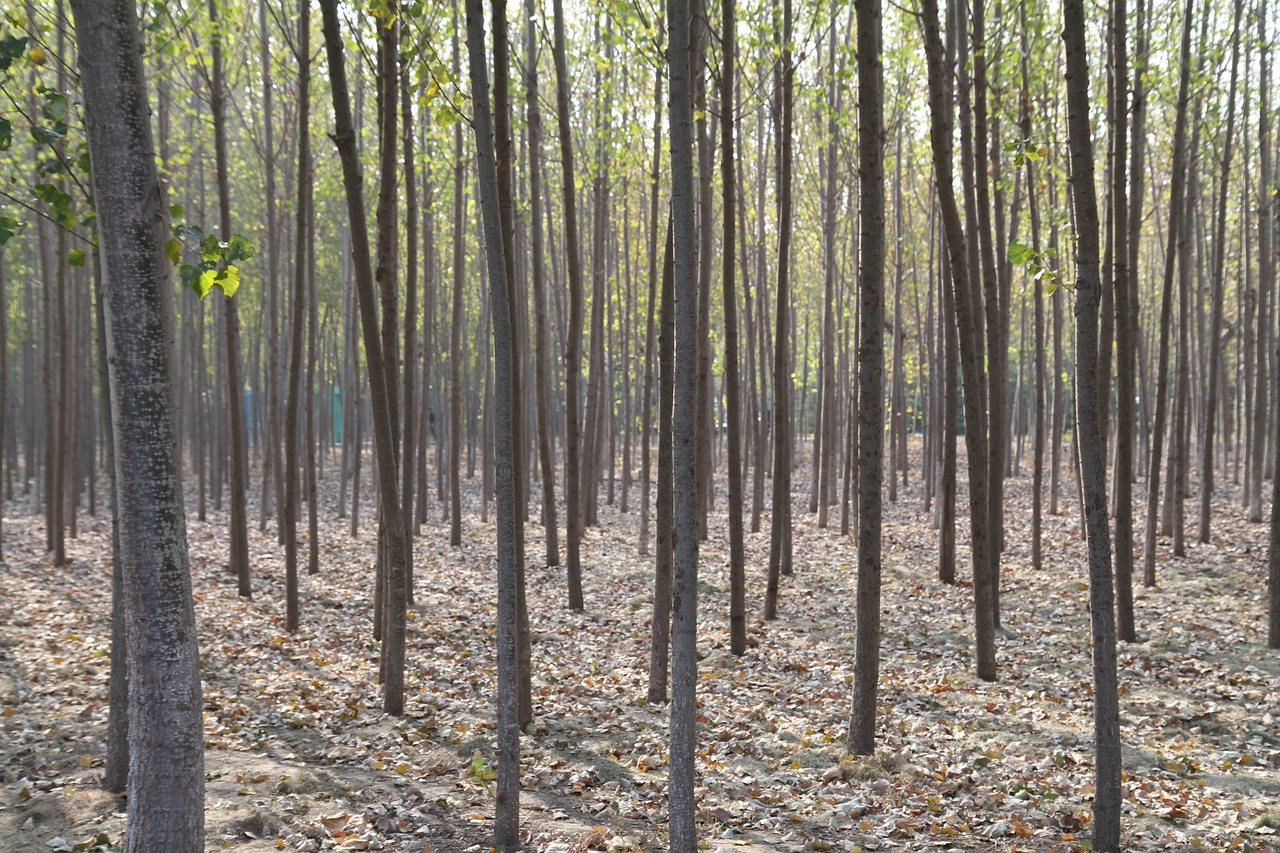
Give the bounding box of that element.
[214,264,240,297]
[0,34,27,73]
[170,203,184,220]
[66,248,85,267]
[1008,241,1036,265]
[195,268,217,299]
[164,237,182,264]
[0,215,21,245]
[1047,281,1060,296]
[226,233,256,262]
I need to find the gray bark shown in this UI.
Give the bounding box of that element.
[72,0,205,845]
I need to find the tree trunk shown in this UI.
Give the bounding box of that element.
[848,0,884,756]
[210,0,251,599]
[283,0,311,633]
[523,0,560,568]
[764,0,794,621]
[463,0,522,840]
[1063,0,1123,844]
[1144,0,1196,586]
[921,0,996,681]
[1200,0,1244,543]
[72,1,205,845]
[319,0,408,716]
[667,0,701,841]
[720,0,745,656]
[552,0,586,610]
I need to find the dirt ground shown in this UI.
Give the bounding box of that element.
[2,453,1279,852]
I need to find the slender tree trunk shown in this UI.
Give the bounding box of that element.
[283,0,311,633]
[764,0,794,621]
[524,0,560,568]
[1110,0,1136,642]
[1252,0,1272,525]
[449,2,465,549]
[1144,0,1195,586]
[1200,0,1244,543]
[1064,1,1122,845]
[720,0,745,656]
[647,220,675,705]
[848,0,883,756]
[209,0,252,599]
[667,0,701,839]
[552,0,585,610]
[319,0,408,715]
[922,0,996,681]
[400,31,418,606]
[463,0,521,839]
[639,50,663,558]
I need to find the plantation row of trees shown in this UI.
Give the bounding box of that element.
[1,0,1278,848]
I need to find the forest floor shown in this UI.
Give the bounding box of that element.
[2,452,1279,853]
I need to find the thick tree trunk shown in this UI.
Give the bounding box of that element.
[647,221,675,705]
[72,1,205,846]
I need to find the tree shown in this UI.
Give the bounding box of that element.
[848,0,884,756]
[720,0,746,657]
[283,0,311,633]
[763,0,794,621]
[1063,0,1122,844]
[464,0,521,841]
[72,0,204,846]
[551,0,586,611]
[667,0,701,843]
[921,0,996,682]
[319,0,408,716]
[209,0,251,600]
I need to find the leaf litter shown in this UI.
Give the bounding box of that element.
[0,455,1278,852]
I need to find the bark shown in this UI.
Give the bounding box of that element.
[284,0,311,633]
[921,0,996,681]
[764,0,794,621]
[1110,0,1136,642]
[210,0,251,599]
[1144,0,1196,586]
[1200,0,1244,543]
[720,0,745,656]
[667,0,701,841]
[401,29,418,605]
[551,0,586,610]
[319,0,408,715]
[648,221,676,704]
[463,0,522,840]
[450,3,465,548]
[639,50,664,558]
[72,0,205,845]
[1063,0,1123,844]
[849,0,884,756]
[523,0,560,568]
[1252,0,1271,525]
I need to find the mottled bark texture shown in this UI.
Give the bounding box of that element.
[71,0,205,847]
